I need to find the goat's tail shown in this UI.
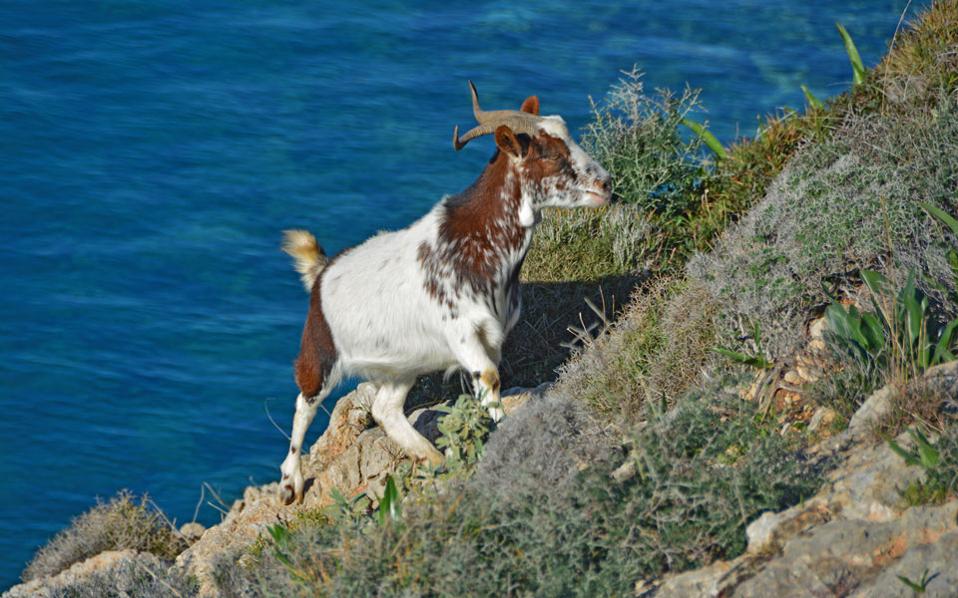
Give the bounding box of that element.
[282,229,328,292]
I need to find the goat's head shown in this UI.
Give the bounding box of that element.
[453,81,612,216]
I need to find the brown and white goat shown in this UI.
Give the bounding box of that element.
[278,82,611,504]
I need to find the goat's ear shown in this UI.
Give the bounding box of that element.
[494,125,528,158]
[519,95,539,115]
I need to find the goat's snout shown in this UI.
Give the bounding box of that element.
[597,174,611,194]
[584,170,613,206]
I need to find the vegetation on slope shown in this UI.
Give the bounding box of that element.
[22,491,187,582]
[21,2,958,596]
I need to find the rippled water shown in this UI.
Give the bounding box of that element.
[0,0,914,587]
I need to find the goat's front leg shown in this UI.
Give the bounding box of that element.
[449,323,504,422]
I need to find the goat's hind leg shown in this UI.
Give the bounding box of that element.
[279,387,331,505]
[371,379,444,466]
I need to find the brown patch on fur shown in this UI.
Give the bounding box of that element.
[480,369,500,393]
[295,273,338,399]
[418,125,578,318]
[522,132,577,189]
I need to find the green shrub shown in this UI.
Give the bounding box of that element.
[225,383,818,597]
[825,270,958,382]
[434,394,493,478]
[22,491,187,582]
[890,424,958,506]
[581,68,705,215]
[690,95,958,359]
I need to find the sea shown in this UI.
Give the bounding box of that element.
[0,0,915,587]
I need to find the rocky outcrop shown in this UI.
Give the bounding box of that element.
[653,361,958,598]
[3,382,545,598]
[6,361,955,597]
[4,550,173,598]
[174,382,543,596]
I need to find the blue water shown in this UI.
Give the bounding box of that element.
[1,0,915,587]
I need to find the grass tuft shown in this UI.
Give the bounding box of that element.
[21,490,187,583]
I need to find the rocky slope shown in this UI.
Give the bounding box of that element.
[6,364,957,597]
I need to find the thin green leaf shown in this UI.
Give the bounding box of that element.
[377,475,401,525]
[933,319,958,364]
[681,118,727,160]
[920,202,958,237]
[801,84,824,110]
[887,439,921,467]
[911,429,940,469]
[860,312,886,354]
[713,347,771,369]
[836,23,866,86]
[861,270,887,297]
[897,573,926,592]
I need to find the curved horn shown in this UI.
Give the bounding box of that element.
[452,80,542,151]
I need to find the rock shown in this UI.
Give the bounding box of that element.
[174,379,547,596]
[655,558,750,598]
[733,503,958,597]
[745,499,832,555]
[783,370,803,386]
[657,367,957,598]
[179,522,206,543]
[848,385,895,438]
[851,529,958,597]
[3,550,173,598]
[808,406,837,435]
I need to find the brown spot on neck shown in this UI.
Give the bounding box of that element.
[437,153,526,289]
[442,152,521,239]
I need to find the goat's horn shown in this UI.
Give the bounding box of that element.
[453,123,495,150]
[453,80,542,151]
[469,80,482,120]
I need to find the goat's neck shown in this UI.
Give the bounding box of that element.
[439,153,535,292]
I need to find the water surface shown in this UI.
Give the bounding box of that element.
[0,0,914,587]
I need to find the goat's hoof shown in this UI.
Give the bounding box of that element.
[279,483,296,506]
[423,448,445,468]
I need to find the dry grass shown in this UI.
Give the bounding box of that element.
[553,277,719,424]
[22,491,187,582]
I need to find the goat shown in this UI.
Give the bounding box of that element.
[278,82,611,505]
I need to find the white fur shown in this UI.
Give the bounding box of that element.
[278,112,611,504]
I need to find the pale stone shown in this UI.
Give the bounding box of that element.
[179,522,206,543]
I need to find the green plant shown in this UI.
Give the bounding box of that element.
[581,67,705,216]
[681,117,727,159]
[267,522,315,585]
[434,393,492,476]
[714,322,772,369]
[897,569,933,594]
[326,487,371,525]
[825,270,958,391]
[836,22,866,86]
[824,300,886,366]
[376,476,401,526]
[921,201,958,301]
[801,84,824,110]
[889,427,950,506]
